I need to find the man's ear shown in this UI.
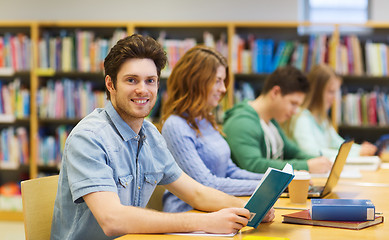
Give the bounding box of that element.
[270,85,282,98]
[105,75,115,92]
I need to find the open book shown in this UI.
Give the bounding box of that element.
[245,164,294,228]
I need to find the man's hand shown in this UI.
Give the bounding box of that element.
[261,207,275,223]
[202,208,250,234]
[307,156,332,173]
[360,142,377,156]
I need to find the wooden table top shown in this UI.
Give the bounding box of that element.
[116,168,389,240]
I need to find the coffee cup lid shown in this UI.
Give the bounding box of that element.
[293,171,311,180]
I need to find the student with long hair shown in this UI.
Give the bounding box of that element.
[287,64,377,158]
[161,45,274,220]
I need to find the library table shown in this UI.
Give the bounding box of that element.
[116,168,389,240]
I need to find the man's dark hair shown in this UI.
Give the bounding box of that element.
[261,65,309,96]
[104,34,167,100]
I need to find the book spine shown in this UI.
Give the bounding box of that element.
[311,205,375,221]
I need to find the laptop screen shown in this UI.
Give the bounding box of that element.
[320,140,354,197]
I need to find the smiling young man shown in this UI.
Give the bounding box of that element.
[50,34,274,240]
[223,66,332,174]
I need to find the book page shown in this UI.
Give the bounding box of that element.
[166,231,235,237]
[282,163,293,174]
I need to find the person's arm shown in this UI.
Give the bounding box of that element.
[162,117,260,195]
[290,112,325,156]
[224,116,307,173]
[277,122,332,173]
[165,173,275,224]
[84,173,275,236]
[327,124,377,157]
[226,159,264,180]
[359,141,377,156]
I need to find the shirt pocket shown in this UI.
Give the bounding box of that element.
[117,174,134,205]
[141,172,164,207]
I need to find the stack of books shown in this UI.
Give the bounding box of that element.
[282,199,384,230]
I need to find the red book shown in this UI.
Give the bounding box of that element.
[282,210,383,230]
[368,92,378,126]
[0,37,4,67]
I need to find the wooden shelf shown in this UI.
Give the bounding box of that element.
[234,73,268,82]
[338,125,389,130]
[338,125,389,143]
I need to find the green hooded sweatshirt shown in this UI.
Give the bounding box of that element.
[223,100,313,173]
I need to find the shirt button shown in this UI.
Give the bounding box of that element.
[138,186,140,189]
[154,180,157,184]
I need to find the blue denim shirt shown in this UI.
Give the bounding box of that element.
[50,102,182,240]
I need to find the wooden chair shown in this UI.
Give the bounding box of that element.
[21,175,59,240]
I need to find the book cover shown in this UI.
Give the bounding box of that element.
[311,199,375,221]
[272,40,286,72]
[282,209,383,230]
[245,163,294,228]
[351,35,364,76]
[264,39,274,73]
[278,41,294,68]
[255,38,265,74]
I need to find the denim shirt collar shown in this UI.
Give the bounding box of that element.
[105,101,145,142]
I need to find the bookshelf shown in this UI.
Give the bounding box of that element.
[334,22,389,143]
[0,22,33,221]
[1,20,389,221]
[33,22,129,177]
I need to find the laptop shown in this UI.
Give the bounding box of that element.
[281,139,354,198]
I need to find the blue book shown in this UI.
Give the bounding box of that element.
[264,39,274,73]
[311,199,376,221]
[255,39,265,73]
[272,40,286,72]
[245,164,294,228]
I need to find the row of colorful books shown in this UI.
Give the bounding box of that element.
[0,127,29,168]
[338,89,389,126]
[37,125,72,167]
[3,30,387,79]
[231,34,365,76]
[157,31,228,77]
[365,42,389,76]
[0,78,30,119]
[0,33,31,71]
[38,29,127,72]
[234,81,389,127]
[37,78,106,119]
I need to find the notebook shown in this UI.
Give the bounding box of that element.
[281,139,354,198]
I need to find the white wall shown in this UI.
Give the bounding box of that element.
[370,0,389,21]
[1,0,386,23]
[0,0,299,21]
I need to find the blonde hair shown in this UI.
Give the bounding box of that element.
[303,64,342,123]
[282,64,341,138]
[161,45,229,135]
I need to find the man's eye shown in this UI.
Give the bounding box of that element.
[147,79,156,84]
[127,78,136,83]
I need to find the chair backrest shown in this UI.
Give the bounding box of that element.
[146,185,165,211]
[21,175,59,240]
